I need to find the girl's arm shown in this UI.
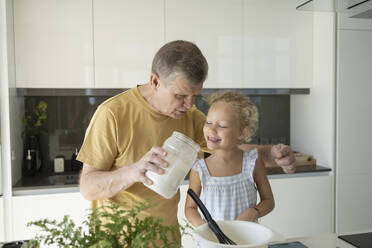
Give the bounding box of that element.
[236,152,275,221]
[185,169,206,227]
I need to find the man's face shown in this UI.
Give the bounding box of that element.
[154,75,203,119]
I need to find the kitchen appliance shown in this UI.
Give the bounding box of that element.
[22,149,36,177]
[22,135,42,176]
[71,148,83,172]
[194,220,284,248]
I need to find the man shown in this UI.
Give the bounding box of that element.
[78,40,295,241]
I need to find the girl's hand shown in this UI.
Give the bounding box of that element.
[236,207,260,222]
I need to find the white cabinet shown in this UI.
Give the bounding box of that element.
[0,197,4,242]
[11,192,90,241]
[260,175,333,238]
[93,0,165,88]
[243,0,313,88]
[336,29,372,234]
[14,0,94,88]
[165,0,243,88]
[12,0,314,89]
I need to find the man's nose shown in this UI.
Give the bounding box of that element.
[184,96,194,109]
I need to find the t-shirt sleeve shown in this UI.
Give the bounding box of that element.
[77,105,118,170]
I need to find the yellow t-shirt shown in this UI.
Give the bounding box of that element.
[77,86,207,229]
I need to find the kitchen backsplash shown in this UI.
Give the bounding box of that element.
[23,90,289,174]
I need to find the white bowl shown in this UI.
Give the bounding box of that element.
[194,220,284,248]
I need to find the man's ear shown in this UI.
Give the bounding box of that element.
[149,73,161,91]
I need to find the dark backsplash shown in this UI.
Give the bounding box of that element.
[23,91,289,173]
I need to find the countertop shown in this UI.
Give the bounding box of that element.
[12,165,331,196]
[0,233,358,248]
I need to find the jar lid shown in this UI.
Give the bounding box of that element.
[172,131,200,152]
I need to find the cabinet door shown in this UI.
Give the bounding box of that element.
[243,0,313,88]
[260,175,333,238]
[336,30,372,234]
[12,192,90,241]
[166,0,243,88]
[94,0,165,88]
[0,197,4,242]
[14,0,94,88]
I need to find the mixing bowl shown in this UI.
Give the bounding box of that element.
[194,220,285,248]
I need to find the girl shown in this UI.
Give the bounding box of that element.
[185,91,274,227]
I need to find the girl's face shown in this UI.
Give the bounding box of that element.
[203,101,244,150]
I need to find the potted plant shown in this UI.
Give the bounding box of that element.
[22,101,48,138]
[27,201,192,248]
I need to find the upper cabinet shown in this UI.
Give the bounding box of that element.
[12,0,313,89]
[166,0,313,88]
[93,0,165,89]
[165,0,243,88]
[14,0,94,88]
[243,0,313,88]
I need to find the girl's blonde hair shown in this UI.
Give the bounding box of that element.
[204,91,259,143]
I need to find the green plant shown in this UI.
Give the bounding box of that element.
[27,201,192,248]
[22,100,48,137]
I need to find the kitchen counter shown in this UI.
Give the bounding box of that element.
[12,165,331,196]
[266,165,331,175]
[277,233,359,248]
[0,233,358,248]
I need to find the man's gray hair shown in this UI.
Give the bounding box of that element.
[151,40,208,85]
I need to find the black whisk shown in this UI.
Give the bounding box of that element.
[187,188,237,245]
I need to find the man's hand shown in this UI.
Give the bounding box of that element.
[271,144,296,173]
[129,146,169,185]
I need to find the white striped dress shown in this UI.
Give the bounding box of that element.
[192,149,258,221]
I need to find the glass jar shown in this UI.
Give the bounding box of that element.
[145,131,200,199]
